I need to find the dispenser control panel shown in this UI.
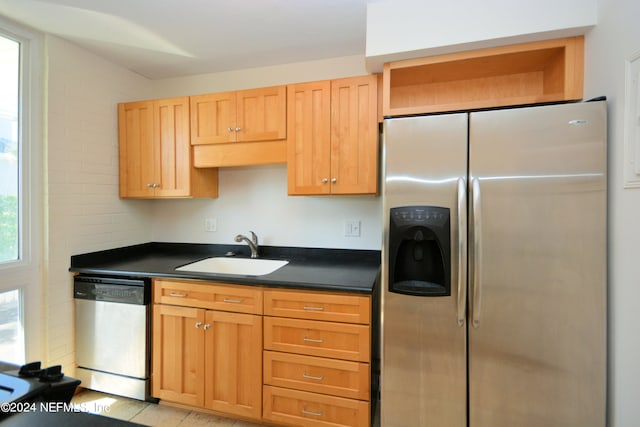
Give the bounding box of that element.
[391,206,448,227]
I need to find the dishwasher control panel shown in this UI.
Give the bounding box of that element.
[73,275,150,305]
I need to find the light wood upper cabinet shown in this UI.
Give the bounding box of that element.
[383,36,585,116]
[190,85,287,145]
[118,97,218,198]
[330,76,379,195]
[287,80,332,195]
[189,92,236,145]
[287,75,379,196]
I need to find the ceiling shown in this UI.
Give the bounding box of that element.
[0,0,383,79]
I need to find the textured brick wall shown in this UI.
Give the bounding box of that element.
[44,35,153,371]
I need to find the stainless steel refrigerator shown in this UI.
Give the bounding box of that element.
[380,101,607,427]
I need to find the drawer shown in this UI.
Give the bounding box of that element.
[263,385,369,427]
[153,279,263,314]
[264,317,370,362]
[264,351,369,400]
[264,289,370,324]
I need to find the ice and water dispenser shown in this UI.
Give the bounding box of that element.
[388,206,451,296]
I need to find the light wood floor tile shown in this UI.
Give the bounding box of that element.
[129,404,191,427]
[72,390,270,427]
[177,411,237,427]
[72,389,149,420]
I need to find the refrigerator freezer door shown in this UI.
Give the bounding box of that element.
[381,113,468,427]
[468,102,607,427]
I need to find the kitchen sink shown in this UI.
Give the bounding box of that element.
[176,257,289,276]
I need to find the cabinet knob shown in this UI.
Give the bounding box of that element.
[331,178,337,184]
[227,127,234,132]
[146,183,153,188]
[195,322,202,329]
[204,323,211,330]
[322,178,329,184]
[235,127,241,132]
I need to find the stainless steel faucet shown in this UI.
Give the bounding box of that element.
[234,231,259,258]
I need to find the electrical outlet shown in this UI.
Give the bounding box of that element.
[344,220,361,237]
[204,218,217,232]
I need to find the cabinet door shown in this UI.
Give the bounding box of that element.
[152,304,205,407]
[287,81,332,195]
[154,97,192,197]
[118,100,155,197]
[204,310,263,420]
[236,85,287,143]
[190,92,236,145]
[330,75,379,194]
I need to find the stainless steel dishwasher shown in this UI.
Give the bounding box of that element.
[74,275,151,401]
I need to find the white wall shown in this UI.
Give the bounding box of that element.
[366,0,597,73]
[583,1,640,425]
[365,0,598,72]
[149,55,382,250]
[152,54,371,97]
[149,165,381,249]
[45,35,154,370]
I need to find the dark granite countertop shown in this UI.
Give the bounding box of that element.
[69,242,381,294]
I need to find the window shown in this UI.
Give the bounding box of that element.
[0,35,18,263]
[0,18,43,364]
[0,289,23,364]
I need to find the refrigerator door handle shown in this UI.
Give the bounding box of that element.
[457,177,467,327]
[471,177,483,328]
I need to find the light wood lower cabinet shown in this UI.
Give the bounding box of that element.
[152,304,205,407]
[264,351,370,401]
[264,316,370,362]
[263,385,370,427]
[152,279,262,421]
[263,289,372,427]
[152,282,373,426]
[204,310,262,419]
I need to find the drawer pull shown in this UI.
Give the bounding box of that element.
[303,336,324,344]
[223,298,243,304]
[169,292,187,297]
[302,407,323,417]
[302,372,324,381]
[303,306,324,311]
